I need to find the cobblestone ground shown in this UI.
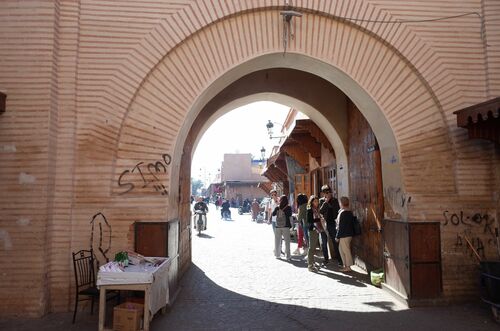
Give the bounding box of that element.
[1,205,498,331]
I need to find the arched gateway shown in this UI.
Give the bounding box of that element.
[1,1,498,317]
[111,8,454,305]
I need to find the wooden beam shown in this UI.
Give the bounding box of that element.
[290,133,321,159]
[280,144,309,170]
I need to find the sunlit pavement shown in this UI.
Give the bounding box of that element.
[150,205,498,330]
[1,204,497,330]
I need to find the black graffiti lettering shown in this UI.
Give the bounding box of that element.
[443,211,449,226]
[460,211,471,226]
[132,162,149,188]
[484,216,495,236]
[474,238,485,257]
[90,212,112,263]
[455,234,463,248]
[450,213,460,226]
[162,153,172,165]
[471,213,483,225]
[154,184,168,196]
[117,153,172,196]
[118,170,134,195]
[147,161,166,182]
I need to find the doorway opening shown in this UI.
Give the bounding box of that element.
[182,66,389,275]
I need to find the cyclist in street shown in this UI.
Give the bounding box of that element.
[193,196,209,230]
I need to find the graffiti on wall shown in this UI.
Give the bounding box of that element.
[443,210,498,259]
[384,186,411,219]
[90,212,112,262]
[443,211,495,235]
[118,153,171,196]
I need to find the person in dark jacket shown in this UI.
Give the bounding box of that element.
[306,195,329,271]
[319,185,342,267]
[294,193,308,255]
[193,196,209,230]
[272,195,292,260]
[221,199,231,219]
[335,196,355,272]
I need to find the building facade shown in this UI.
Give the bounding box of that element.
[219,153,268,204]
[0,0,499,317]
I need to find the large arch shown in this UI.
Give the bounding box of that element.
[68,8,463,306]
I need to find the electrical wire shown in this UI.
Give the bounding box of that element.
[336,12,482,24]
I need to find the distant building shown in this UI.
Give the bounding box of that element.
[218,153,268,205]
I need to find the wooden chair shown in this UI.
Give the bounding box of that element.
[72,249,119,323]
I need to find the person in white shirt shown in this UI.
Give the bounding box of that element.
[267,189,280,255]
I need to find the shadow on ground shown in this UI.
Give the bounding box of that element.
[1,263,497,331]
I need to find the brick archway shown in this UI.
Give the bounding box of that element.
[113,14,454,221]
[110,12,457,281]
[73,6,462,309]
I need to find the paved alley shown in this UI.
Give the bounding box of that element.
[1,205,497,331]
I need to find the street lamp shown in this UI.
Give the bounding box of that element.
[266,120,286,139]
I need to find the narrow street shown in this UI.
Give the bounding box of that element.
[150,205,497,330]
[0,205,497,331]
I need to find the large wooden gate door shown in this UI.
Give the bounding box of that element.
[294,174,311,201]
[348,101,384,269]
[322,164,337,196]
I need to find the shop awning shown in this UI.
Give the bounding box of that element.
[261,152,288,182]
[262,119,335,181]
[257,181,273,195]
[454,97,500,144]
[291,119,334,154]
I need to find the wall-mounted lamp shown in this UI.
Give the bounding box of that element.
[266,120,286,139]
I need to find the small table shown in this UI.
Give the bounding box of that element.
[97,257,171,331]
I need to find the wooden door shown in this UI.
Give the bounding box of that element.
[294,174,311,201]
[322,164,337,196]
[135,222,168,257]
[383,219,410,298]
[310,168,323,197]
[409,222,442,299]
[348,101,384,269]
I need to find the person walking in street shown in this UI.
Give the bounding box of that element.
[293,193,308,255]
[306,195,329,271]
[215,195,220,210]
[319,185,343,267]
[272,195,292,260]
[267,190,281,255]
[221,199,231,219]
[336,196,355,272]
[251,199,260,221]
[267,190,279,229]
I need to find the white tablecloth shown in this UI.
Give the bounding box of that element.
[97,257,170,315]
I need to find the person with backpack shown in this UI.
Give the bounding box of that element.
[335,196,356,272]
[272,195,292,260]
[294,193,308,255]
[306,195,329,271]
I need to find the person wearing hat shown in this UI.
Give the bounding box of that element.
[319,184,343,267]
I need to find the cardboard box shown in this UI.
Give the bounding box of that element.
[113,302,144,331]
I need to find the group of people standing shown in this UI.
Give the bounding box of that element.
[267,185,356,273]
